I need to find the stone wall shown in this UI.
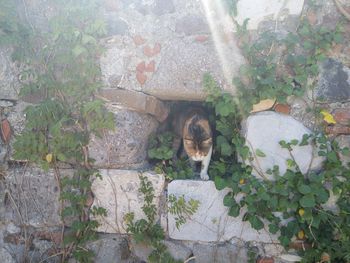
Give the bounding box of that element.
[1,0,350,262]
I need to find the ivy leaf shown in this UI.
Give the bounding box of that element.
[299,194,316,208]
[320,110,336,124]
[214,176,227,190]
[223,193,234,207]
[255,149,266,157]
[248,215,264,230]
[297,184,311,195]
[269,223,279,234]
[228,204,240,217]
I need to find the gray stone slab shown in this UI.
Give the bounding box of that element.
[243,111,324,180]
[91,170,165,234]
[316,58,350,102]
[1,167,71,228]
[89,107,158,169]
[168,180,277,243]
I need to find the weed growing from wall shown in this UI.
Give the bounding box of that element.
[0,0,114,262]
[125,174,199,263]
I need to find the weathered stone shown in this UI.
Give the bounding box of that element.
[175,15,209,36]
[316,59,350,102]
[152,0,175,16]
[192,242,248,263]
[163,240,192,261]
[105,16,129,36]
[335,135,350,167]
[130,239,153,262]
[168,180,277,243]
[243,111,324,180]
[85,234,132,263]
[0,48,21,101]
[0,247,16,263]
[91,170,165,233]
[235,0,305,30]
[98,88,169,122]
[279,254,302,262]
[1,167,71,227]
[89,107,158,169]
[141,38,243,100]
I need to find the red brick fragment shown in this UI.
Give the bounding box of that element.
[1,118,11,144]
[333,109,350,125]
[136,61,146,72]
[145,60,156,72]
[257,257,274,263]
[136,71,147,85]
[153,43,161,55]
[307,11,318,25]
[133,35,146,46]
[274,103,291,115]
[325,125,350,135]
[289,240,313,250]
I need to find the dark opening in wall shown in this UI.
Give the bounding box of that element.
[147,100,216,179]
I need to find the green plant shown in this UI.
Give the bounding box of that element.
[148,132,195,180]
[202,2,349,259]
[125,174,199,263]
[1,0,114,262]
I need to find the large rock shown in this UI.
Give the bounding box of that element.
[100,0,244,101]
[0,247,16,263]
[192,242,248,263]
[243,111,324,180]
[1,167,71,227]
[316,58,350,102]
[235,0,305,30]
[168,180,277,243]
[91,170,165,233]
[0,48,21,101]
[89,107,158,169]
[84,234,132,263]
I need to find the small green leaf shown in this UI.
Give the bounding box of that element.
[256,149,266,157]
[299,194,316,208]
[298,184,311,195]
[214,176,227,190]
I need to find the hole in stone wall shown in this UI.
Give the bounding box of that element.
[147,100,216,178]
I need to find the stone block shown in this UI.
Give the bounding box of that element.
[91,170,165,234]
[98,88,169,122]
[335,135,350,167]
[192,242,248,263]
[89,107,158,169]
[0,48,21,101]
[243,111,324,180]
[316,58,350,102]
[235,0,304,30]
[1,167,71,228]
[168,180,277,243]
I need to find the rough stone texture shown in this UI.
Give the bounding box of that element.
[316,59,350,102]
[1,166,71,227]
[98,88,169,122]
[235,0,304,30]
[192,242,248,263]
[100,0,244,101]
[335,135,350,167]
[0,247,16,263]
[89,107,158,169]
[83,234,133,263]
[91,170,165,233]
[243,111,324,180]
[168,180,277,243]
[163,240,192,261]
[0,48,21,101]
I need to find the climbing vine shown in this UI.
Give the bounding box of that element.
[202,1,350,262]
[1,0,114,262]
